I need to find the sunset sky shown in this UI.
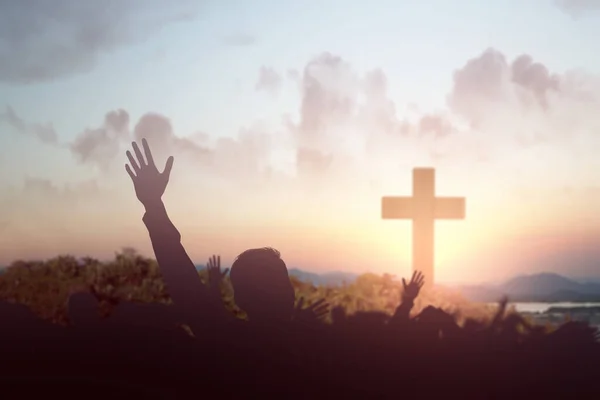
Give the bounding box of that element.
[1,0,600,284]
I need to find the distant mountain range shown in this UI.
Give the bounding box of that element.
[195,265,358,286]
[287,268,358,286]
[285,270,600,303]
[198,265,600,302]
[457,273,600,303]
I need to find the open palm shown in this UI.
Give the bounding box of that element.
[125,139,174,207]
[206,255,229,289]
[294,298,330,324]
[402,271,425,302]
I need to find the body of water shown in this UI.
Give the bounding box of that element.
[510,302,600,313]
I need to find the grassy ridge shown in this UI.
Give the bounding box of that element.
[0,249,508,326]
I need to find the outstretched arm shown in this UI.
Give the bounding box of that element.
[125,140,220,327]
[488,295,508,332]
[390,271,424,326]
[205,254,230,316]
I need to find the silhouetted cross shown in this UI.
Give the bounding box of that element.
[381,168,465,288]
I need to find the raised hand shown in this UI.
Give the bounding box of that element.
[206,255,229,290]
[294,298,330,324]
[125,139,174,207]
[402,271,425,302]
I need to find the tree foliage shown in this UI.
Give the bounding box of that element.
[0,250,503,325]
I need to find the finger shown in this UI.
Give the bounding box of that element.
[217,255,221,268]
[132,141,146,167]
[316,308,329,316]
[125,164,136,180]
[142,139,156,168]
[309,299,326,310]
[126,151,141,173]
[314,304,329,314]
[162,156,174,179]
[402,278,407,289]
[411,270,417,283]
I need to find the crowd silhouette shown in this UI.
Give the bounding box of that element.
[0,139,599,398]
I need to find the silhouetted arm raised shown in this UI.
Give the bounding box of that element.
[142,200,213,313]
[125,139,220,328]
[390,271,424,326]
[205,254,230,316]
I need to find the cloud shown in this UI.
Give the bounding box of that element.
[0,0,201,84]
[287,69,300,81]
[418,114,455,138]
[132,113,275,185]
[0,106,58,145]
[70,109,131,171]
[445,47,600,185]
[286,52,460,178]
[2,177,102,227]
[21,177,101,202]
[221,33,257,47]
[132,112,213,167]
[555,0,600,16]
[255,66,282,95]
[447,47,600,139]
[9,47,600,196]
[448,49,561,126]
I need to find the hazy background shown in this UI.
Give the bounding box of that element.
[1,0,599,284]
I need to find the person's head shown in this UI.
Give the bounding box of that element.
[229,247,295,322]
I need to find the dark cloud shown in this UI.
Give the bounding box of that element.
[221,33,257,47]
[0,106,58,144]
[555,0,600,16]
[70,109,130,170]
[255,66,282,95]
[0,0,201,84]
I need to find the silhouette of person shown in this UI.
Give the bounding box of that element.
[228,247,296,325]
[125,139,222,334]
[389,270,424,327]
[209,247,329,327]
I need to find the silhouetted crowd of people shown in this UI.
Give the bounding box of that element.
[0,140,598,398]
